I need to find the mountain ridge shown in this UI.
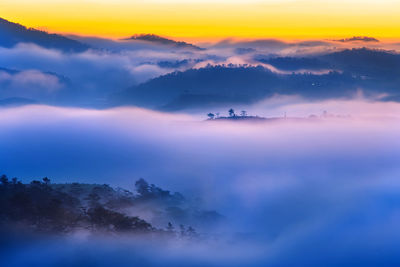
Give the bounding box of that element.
[0,17,91,52]
[122,33,204,50]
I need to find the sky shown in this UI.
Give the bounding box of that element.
[1,0,400,40]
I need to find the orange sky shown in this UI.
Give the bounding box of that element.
[1,0,400,41]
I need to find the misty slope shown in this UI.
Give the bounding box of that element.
[257,48,400,82]
[113,66,279,109]
[258,48,400,99]
[123,34,204,50]
[112,65,358,110]
[322,48,400,78]
[0,17,90,52]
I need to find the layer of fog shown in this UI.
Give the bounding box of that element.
[1,99,400,265]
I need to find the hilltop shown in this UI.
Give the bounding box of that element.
[122,34,204,50]
[0,17,90,52]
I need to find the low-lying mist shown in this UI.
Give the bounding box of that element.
[1,99,400,266]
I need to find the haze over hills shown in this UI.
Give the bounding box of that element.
[0,66,71,102]
[0,17,90,52]
[112,48,400,110]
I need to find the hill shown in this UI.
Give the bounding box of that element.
[0,175,223,235]
[122,34,204,50]
[0,17,90,52]
[112,65,360,110]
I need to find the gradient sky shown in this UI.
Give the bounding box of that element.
[1,0,400,40]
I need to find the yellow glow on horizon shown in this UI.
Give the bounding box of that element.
[1,0,400,41]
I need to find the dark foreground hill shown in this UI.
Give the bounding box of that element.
[0,175,223,238]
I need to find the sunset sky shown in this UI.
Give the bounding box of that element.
[1,0,400,40]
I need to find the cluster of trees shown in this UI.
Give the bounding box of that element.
[207,109,248,120]
[0,175,200,239]
[134,178,185,206]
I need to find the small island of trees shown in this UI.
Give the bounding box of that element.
[207,108,266,121]
[206,109,351,122]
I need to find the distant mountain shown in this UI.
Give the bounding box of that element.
[256,56,330,71]
[0,17,90,52]
[320,48,400,92]
[256,48,400,84]
[122,34,204,50]
[334,36,379,43]
[322,48,400,77]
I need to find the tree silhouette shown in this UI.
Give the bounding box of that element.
[167,222,175,232]
[1,175,9,186]
[86,192,101,208]
[229,108,235,117]
[207,113,215,120]
[135,178,150,196]
[186,226,197,239]
[240,110,247,117]
[42,177,51,185]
